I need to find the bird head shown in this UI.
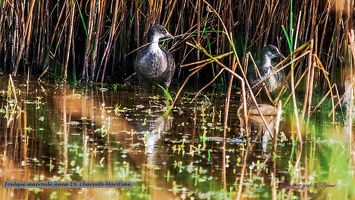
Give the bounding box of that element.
[263,44,285,59]
[148,24,174,43]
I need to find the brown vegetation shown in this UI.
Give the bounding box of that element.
[1,1,355,146]
[0,0,352,86]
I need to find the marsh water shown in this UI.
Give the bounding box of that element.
[0,76,354,200]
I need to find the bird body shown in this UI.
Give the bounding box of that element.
[134,25,175,89]
[247,44,285,95]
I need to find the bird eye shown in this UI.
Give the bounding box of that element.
[161,27,166,33]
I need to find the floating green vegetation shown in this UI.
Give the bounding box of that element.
[95,126,108,137]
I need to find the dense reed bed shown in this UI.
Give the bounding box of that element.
[1,1,355,197]
[1,0,355,139]
[0,1,352,84]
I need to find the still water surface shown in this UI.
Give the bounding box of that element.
[0,76,354,199]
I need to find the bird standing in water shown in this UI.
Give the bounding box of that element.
[134,24,175,90]
[247,44,286,97]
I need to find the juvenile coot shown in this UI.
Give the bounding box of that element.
[134,24,176,89]
[247,44,285,95]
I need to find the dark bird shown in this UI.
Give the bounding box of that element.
[247,44,286,96]
[134,24,176,89]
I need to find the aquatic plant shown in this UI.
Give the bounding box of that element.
[1,1,355,199]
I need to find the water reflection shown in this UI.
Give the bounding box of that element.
[238,103,282,152]
[0,75,354,199]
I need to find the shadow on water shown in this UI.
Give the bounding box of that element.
[0,75,354,199]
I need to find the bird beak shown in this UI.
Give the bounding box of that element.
[165,32,174,39]
[278,53,285,59]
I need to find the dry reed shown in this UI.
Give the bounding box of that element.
[0,0,354,140]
